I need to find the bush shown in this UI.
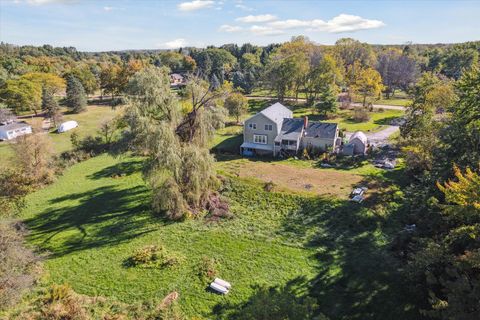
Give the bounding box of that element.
[0,170,32,217]
[0,221,41,311]
[264,181,276,192]
[197,256,218,282]
[127,245,184,269]
[353,107,370,122]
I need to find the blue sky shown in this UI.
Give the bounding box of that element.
[1,0,479,51]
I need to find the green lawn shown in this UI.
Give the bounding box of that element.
[19,154,419,319]
[0,105,121,167]
[292,107,404,133]
[375,98,411,107]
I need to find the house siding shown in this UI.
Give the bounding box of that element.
[302,136,336,151]
[243,113,278,150]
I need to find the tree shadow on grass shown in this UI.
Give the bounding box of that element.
[87,159,144,180]
[212,134,243,155]
[278,182,422,319]
[23,184,158,258]
[373,116,401,126]
[212,277,320,319]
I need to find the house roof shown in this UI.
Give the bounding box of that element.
[305,122,338,139]
[276,118,304,141]
[258,103,293,132]
[349,131,368,144]
[0,122,31,131]
[260,102,292,121]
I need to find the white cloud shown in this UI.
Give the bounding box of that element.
[20,0,73,4]
[236,14,278,23]
[162,38,188,49]
[235,4,253,11]
[219,24,243,32]
[177,0,214,11]
[250,25,284,36]
[266,14,385,33]
[267,19,313,29]
[103,6,113,11]
[319,14,385,33]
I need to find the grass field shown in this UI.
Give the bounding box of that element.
[248,89,413,107]
[0,105,121,167]
[18,154,419,319]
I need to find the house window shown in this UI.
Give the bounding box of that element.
[254,134,267,144]
[282,139,296,146]
[264,124,273,131]
[274,141,280,146]
[248,123,257,129]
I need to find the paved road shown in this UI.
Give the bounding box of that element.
[246,95,406,111]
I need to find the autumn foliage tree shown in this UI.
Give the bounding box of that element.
[224,92,248,123]
[352,67,384,106]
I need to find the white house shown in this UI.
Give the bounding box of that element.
[0,122,32,141]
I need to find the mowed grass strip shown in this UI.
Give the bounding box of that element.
[20,154,419,319]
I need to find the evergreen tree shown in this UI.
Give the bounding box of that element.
[316,85,338,116]
[210,74,221,90]
[65,75,87,113]
[41,86,62,127]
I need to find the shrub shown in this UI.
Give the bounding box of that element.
[127,245,184,269]
[264,181,276,192]
[0,170,32,217]
[197,256,218,281]
[353,107,370,122]
[0,221,41,311]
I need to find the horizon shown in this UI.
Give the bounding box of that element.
[1,0,479,52]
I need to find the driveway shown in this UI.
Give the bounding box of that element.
[366,125,399,143]
[345,125,400,144]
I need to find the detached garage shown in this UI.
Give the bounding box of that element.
[0,122,32,141]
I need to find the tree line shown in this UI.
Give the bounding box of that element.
[1,38,478,117]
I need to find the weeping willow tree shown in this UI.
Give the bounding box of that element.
[125,66,227,219]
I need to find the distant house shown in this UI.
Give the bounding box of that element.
[240,102,339,157]
[343,131,368,155]
[170,73,185,87]
[0,122,32,141]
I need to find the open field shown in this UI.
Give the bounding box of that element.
[218,159,364,198]
[18,154,418,319]
[0,105,121,167]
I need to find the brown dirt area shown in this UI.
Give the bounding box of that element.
[236,162,364,198]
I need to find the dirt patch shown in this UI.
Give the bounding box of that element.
[237,162,364,199]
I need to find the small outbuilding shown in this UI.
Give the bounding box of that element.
[0,122,32,141]
[58,120,78,133]
[343,131,368,155]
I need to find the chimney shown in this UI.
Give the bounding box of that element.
[303,116,308,130]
